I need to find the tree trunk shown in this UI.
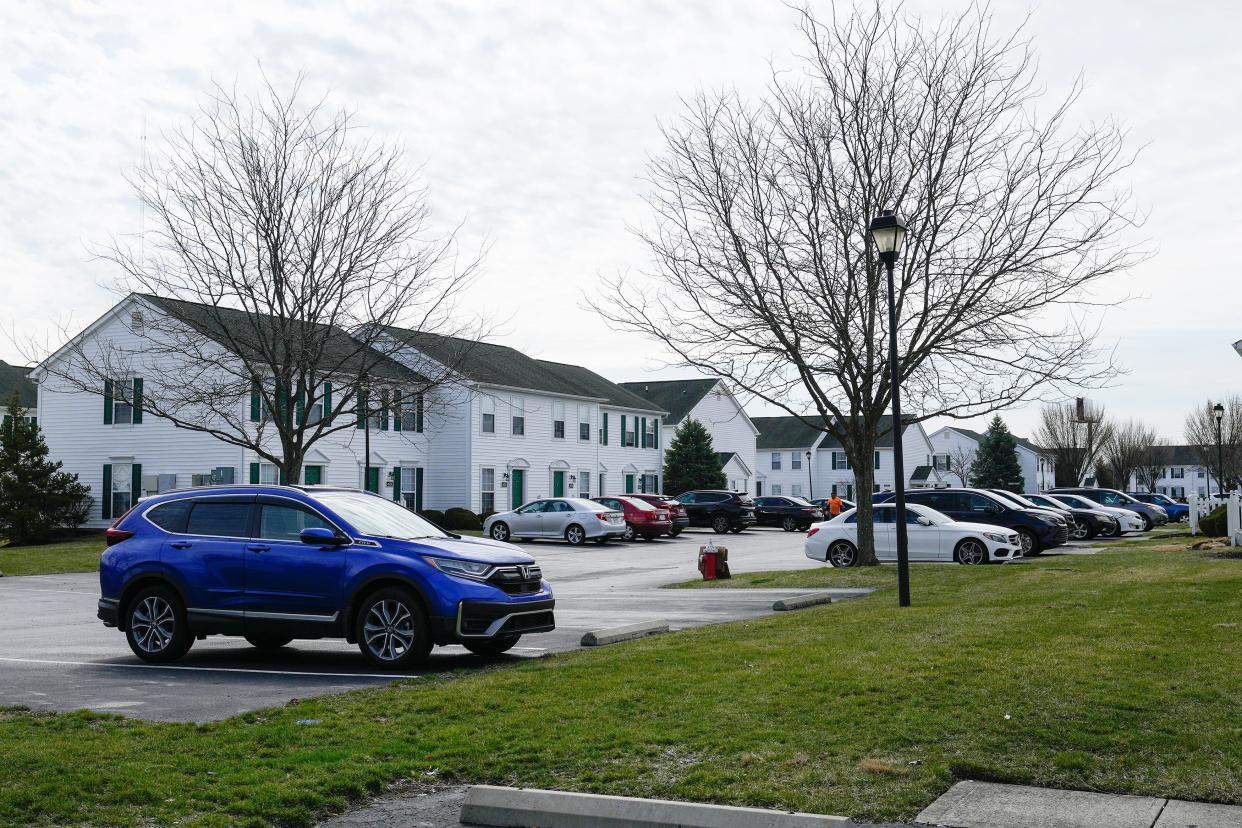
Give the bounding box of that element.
[850,440,879,566]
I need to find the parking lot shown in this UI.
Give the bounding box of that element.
[0,527,868,722]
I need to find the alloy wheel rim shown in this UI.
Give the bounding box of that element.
[493,525,508,540]
[783,518,796,531]
[830,542,854,566]
[1071,521,1088,540]
[1019,532,1033,554]
[131,596,175,653]
[961,542,984,564]
[363,599,415,662]
[569,527,584,543]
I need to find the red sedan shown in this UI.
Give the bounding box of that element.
[592,496,673,541]
[626,493,689,536]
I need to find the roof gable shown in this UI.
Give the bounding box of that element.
[618,378,720,423]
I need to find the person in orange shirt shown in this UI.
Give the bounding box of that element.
[828,494,843,517]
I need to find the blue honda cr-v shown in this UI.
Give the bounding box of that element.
[97,485,555,668]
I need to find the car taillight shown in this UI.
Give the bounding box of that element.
[807,527,819,537]
[595,513,610,520]
[105,507,138,546]
[802,508,817,513]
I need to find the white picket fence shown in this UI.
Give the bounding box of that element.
[1188,492,1242,545]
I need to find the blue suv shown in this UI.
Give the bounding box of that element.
[97,486,555,668]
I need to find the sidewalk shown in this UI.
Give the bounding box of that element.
[916,781,1242,828]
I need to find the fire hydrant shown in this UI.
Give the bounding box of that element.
[698,539,731,580]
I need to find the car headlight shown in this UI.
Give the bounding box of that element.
[1153,506,1167,516]
[423,556,493,580]
[1037,515,1061,525]
[983,532,1007,543]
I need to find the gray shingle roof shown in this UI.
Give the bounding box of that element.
[141,294,423,384]
[0,360,36,408]
[618,379,719,423]
[946,425,1047,456]
[1149,444,1207,466]
[381,328,663,412]
[910,465,933,482]
[717,451,736,466]
[753,414,906,450]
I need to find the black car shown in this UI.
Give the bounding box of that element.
[996,490,1118,540]
[876,487,1068,556]
[1049,487,1167,531]
[674,490,757,534]
[753,496,824,531]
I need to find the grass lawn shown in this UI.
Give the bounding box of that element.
[0,534,104,576]
[3,534,1242,826]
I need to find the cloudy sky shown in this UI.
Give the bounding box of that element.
[3,1,1240,441]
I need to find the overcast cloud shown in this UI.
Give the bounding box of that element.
[3,1,1240,441]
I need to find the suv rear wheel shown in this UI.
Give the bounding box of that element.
[355,587,432,669]
[711,514,731,534]
[781,516,798,532]
[125,585,193,663]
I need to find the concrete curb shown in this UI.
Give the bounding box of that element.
[460,785,850,827]
[580,620,669,647]
[772,593,835,611]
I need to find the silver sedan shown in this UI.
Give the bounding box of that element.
[484,498,626,546]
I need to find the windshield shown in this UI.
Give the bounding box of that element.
[999,491,1042,509]
[315,492,449,539]
[987,490,1028,509]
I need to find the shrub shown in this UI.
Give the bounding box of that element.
[479,511,497,524]
[419,509,445,527]
[444,507,482,531]
[1199,505,1229,537]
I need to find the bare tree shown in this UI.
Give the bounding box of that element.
[31,80,483,482]
[1185,396,1242,494]
[1134,439,1169,494]
[1035,402,1115,487]
[948,446,976,487]
[1101,419,1158,490]
[592,4,1141,563]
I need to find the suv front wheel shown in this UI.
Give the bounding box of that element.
[355,587,432,669]
[125,585,194,663]
[711,514,731,534]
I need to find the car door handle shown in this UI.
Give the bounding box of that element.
[169,541,192,549]
[247,544,271,553]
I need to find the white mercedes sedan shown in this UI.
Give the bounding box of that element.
[804,502,1023,566]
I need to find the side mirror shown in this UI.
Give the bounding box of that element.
[300,527,346,546]
[986,504,1002,514]
[917,516,933,526]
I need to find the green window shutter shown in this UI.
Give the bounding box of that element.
[641,417,647,448]
[415,467,424,512]
[101,464,113,520]
[654,419,660,449]
[250,380,261,422]
[392,391,402,432]
[131,464,142,500]
[29,416,36,429]
[602,412,608,445]
[322,383,333,419]
[416,394,424,433]
[621,415,627,447]
[278,467,287,485]
[392,466,402,502]
[249,462,260,484]
[295,386,305,425]
[357,389,368,429]
[874,451,880,470]
[103,380,113,424]
[132,378,143,424]
[379,389,389,431]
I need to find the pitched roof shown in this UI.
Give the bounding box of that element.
[0,360,37,408]
[139,294,423,383]
[1148,444,1207,466]
[381,328,663,412]
[945,425,1047,456]
[618,378,719,423]
[910,465,934,482]
[717,451,736,466]
[753,414,908,450]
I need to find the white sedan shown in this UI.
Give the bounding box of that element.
[1046,494,1145,534]
[804,502,1023,566]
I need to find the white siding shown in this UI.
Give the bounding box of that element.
[679,383,758,491]
[928,426,1054,493]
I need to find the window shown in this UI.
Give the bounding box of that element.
[398,392,422,432]
[111,462,133,516]
[1171,466,1185,479]
[772,484,782,495]
[186,501,252,537]
[644,419,656,448]
[791,452,801,470]
[771,452,782,470]
[579,470,591,499]
[259,463,280,485]
[1198,469,1206,478]
[623,417,637,447]
[107,378,135,425]
[641,473,659,494]
[579,405,591,441]
[963,493,997,512]
[832,451,851,470]
[552,401,566,439]
[1171,485,1186,498]
[517,500,547,514]
[791,484,802,497]
[481,467,495,513]
[932,453,951,471]
[259,504,333,541]
[396,467,418,502]
[873,506,896,524]
[511,397,525,436]
[481,397,495,433]
[306,383,325,424]
[146,499,191,533]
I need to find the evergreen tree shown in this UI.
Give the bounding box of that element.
[663,418,726,495]
[969,415,1025,492]
[0,392,91,545]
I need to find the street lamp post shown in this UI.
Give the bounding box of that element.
[361,373,371,493]
[869,208,911,608]
[806,450,813,499]
[1214,402,1225,498]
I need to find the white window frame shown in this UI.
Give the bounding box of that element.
[552,401,565,439]
[259,463,280,485]
[578,470,591,499]
[511,397,525,436]
[644,419,656,449]
[832,451,851,470]
[771,452,781,470]
[111,462,133,516]
[791,483,802,497]
[112,378,134,425]
[481,467,495,513]
[771,483,782,495]
[791,452,801,470]
[481,396,495,433]
[578,405,591,441]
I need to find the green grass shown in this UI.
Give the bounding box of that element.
[0,534,104,576]
[2,535,1242,826]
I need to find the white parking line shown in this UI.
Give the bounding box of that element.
[0,656,414,680]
